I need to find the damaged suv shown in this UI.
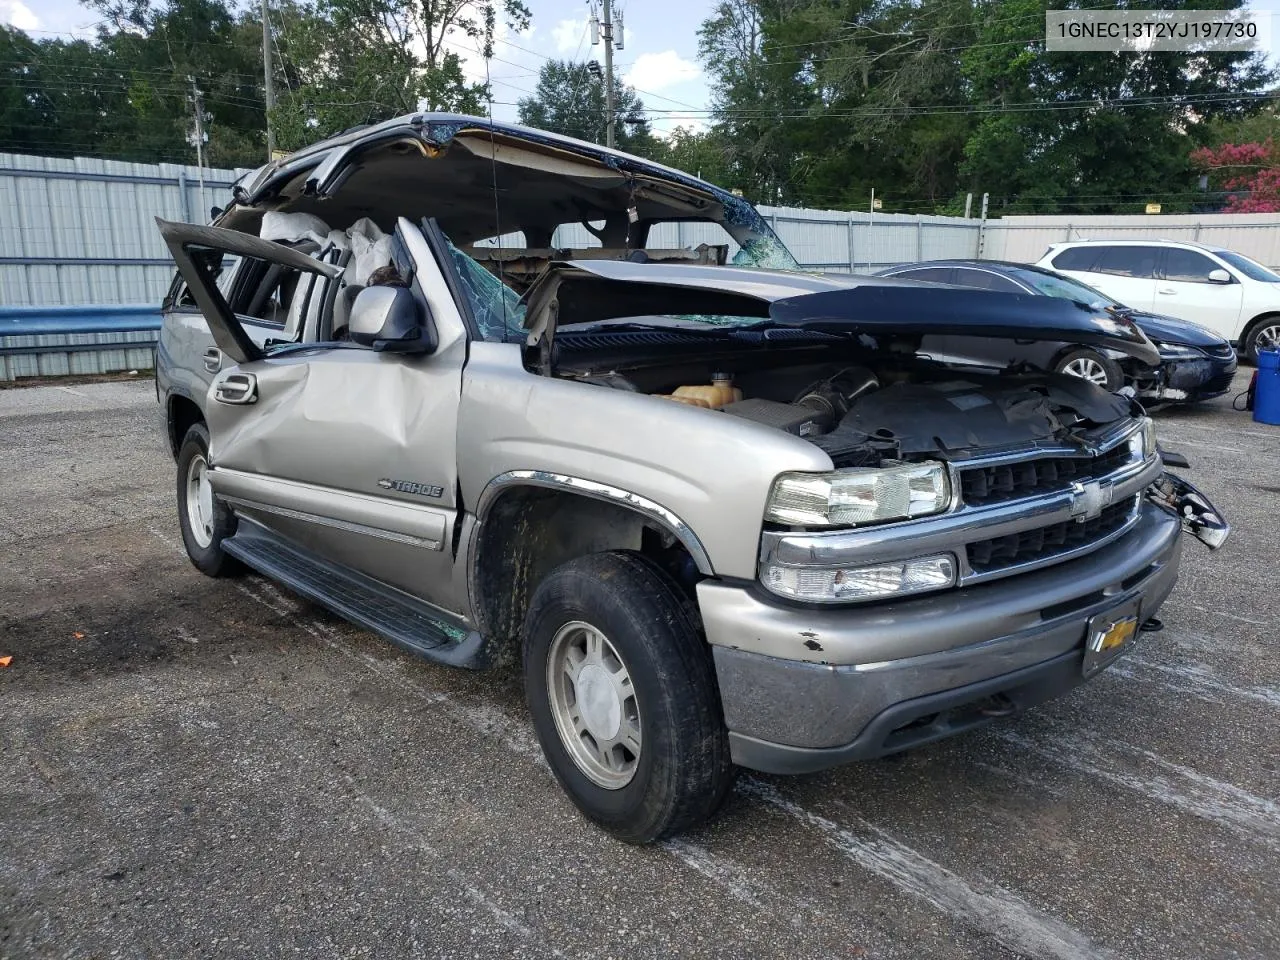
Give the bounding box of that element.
[156,113,1229,843]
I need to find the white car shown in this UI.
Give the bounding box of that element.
[1036,239,1280,361]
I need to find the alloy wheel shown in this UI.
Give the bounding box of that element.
[1256,323,1280,354]
[1062,356,1111,387]
[546,620,642,789]
[185,453,215,549]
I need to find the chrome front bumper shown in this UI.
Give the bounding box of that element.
[699,504,1184,774]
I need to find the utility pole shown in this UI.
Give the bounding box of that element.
[978,191,990,260]
[262,0,276,159]
[867,187,875,271]
[592,1,618,148]
[187,77,209,222]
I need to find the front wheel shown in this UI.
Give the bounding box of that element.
[175,423,241,577]
[1242,317,1280,364]
[523,551,733,843]
[1055,348,1123,392]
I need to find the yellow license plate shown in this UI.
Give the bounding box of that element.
[1082,600,1141,677]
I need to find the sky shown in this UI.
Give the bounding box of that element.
[0,0,715,135]
[6,0,1280,138]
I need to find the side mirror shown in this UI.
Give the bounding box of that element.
[348,285,435,353]
[1207,268,1232,284]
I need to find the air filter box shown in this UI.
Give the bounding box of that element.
[721,398,830,437]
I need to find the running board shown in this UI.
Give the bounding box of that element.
[223,523,490,669]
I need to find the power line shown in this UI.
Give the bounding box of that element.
[572,7,590,64]
[632,89,1280,120]
[756,0,1135,55]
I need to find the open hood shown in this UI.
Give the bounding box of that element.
[1128,310,1228,348]
[522,261,1161,367]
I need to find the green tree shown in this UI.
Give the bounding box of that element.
[698,0,977,209]
[517,59,659,157]
[658,125,732,185]
[80,0,272,165]
[697,0,804,204]
[961,0,1274,213]
[269,0,534,151]
[697,0,1277,213]
[0,0,536,164]
[1,26,66,156]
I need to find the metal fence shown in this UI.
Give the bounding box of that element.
[6,148,1280,380]
[0,153,248,379]
[982,214,1280,269]
[0,152,983,379]
[0,153,988,309]
[0,153,251,309]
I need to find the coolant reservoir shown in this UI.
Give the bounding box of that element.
[655,394,713,408]
[673,373,743,408]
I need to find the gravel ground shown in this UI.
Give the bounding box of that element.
[1,374,1277,960]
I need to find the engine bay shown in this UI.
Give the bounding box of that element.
[555,340,1136,468]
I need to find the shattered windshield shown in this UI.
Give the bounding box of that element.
[443,195,799,341]
[446,239,526,340]
[731,235,801,271]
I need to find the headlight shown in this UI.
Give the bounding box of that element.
[1155,341,1201,360]
[765,461,951,527]
[763,554,957,602]
[1128,417,1157,461]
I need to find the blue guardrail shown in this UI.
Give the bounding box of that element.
[0,304,161,336]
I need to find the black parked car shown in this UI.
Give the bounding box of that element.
[875,260,1238,403]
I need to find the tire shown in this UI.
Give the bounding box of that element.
[1054,348,1123,392]
[523,550,733,843]
[175,423,242,577]
[1242,316,1280,365]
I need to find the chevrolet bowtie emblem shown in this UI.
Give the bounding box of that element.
[1069,480,1110,522]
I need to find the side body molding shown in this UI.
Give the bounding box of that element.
[474,470,715,576]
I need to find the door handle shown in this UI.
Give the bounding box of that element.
[203,347,223,374]
[1157,287,1177,295]
[214,373,258,405]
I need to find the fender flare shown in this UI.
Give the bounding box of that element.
[473,470,715,576]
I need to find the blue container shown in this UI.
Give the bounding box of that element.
[1257,349,1280,425]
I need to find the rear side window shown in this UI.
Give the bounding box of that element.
[168,255,240,309]
[1094,246,1158,279]
[952,268,1024,293]
[1162,248,1222,283]
[1050,247,1099,271]
[890,267,954,284]
[239,263,302,327]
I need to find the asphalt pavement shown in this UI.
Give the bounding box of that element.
[1,373,1277,960]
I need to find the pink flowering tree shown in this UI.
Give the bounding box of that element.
[1191,141,1280,213]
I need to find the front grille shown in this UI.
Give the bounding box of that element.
[958,444,1134,507]
[1202,369,1237,394]
[966,497,1137,575]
